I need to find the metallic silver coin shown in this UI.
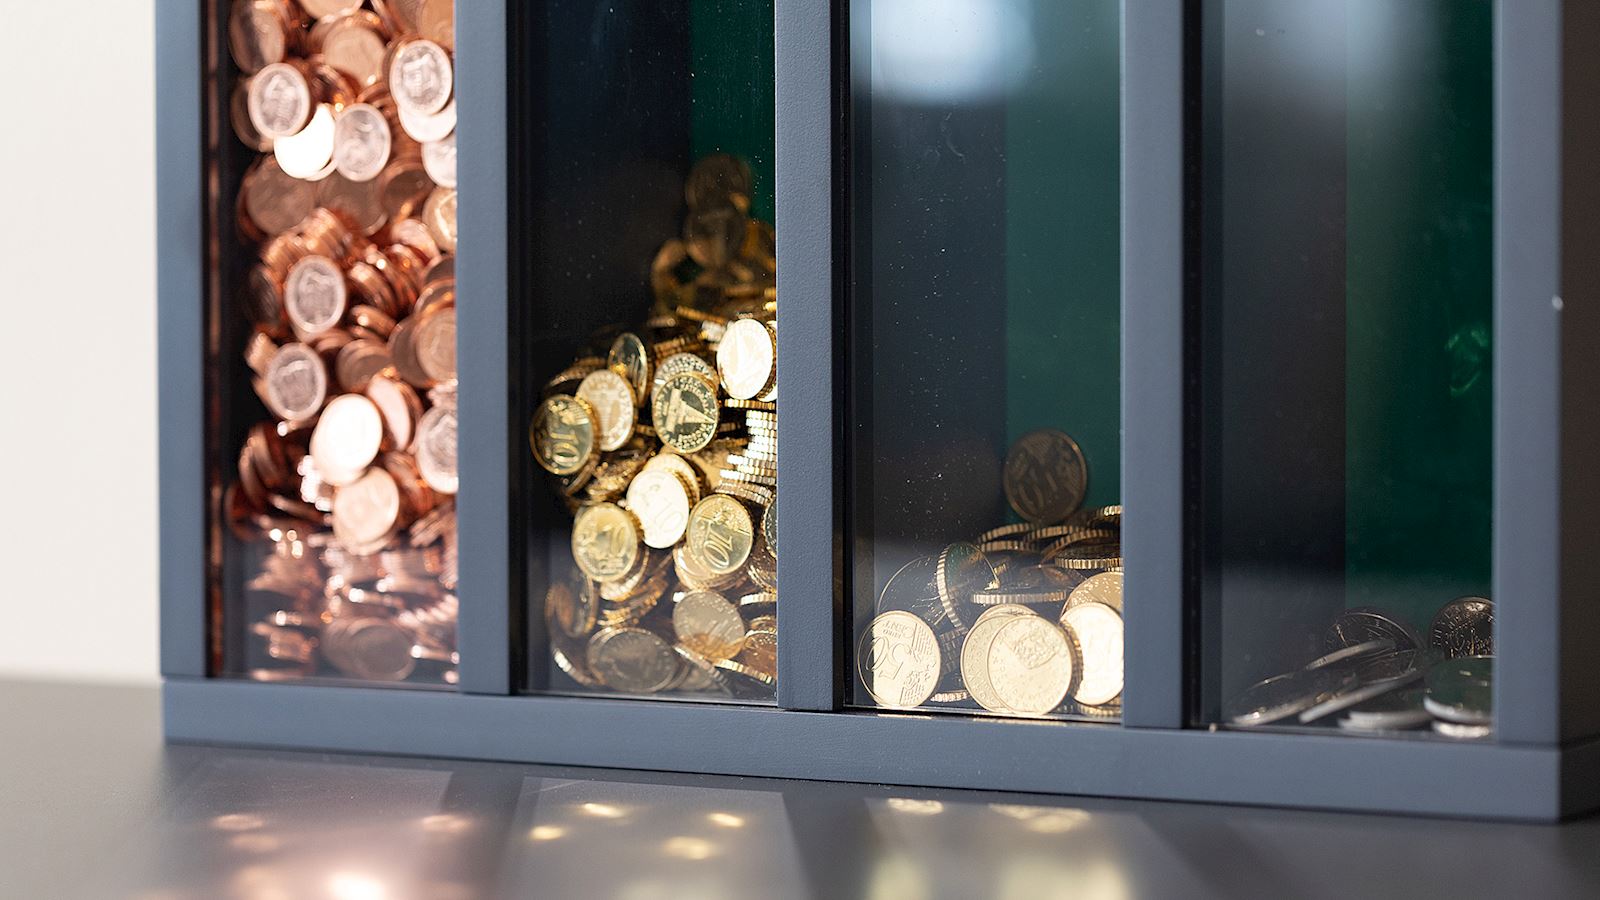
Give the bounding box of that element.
[1325,607,1422,653]
[1429,596,1494,659]
[1423,655,1494,725]
[1306,638,1394,670]
[1225,669,1357,727]
[1342,686,1429,729]
[1298,669,1424,724]
[1433,719,1493,740]
[1351,648,1422,684]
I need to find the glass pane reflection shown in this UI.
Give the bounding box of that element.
[847,0,1124,720]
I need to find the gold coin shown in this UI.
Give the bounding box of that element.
[1065,571,1123,613]
[857,611,941,709]
[653,372,721,454]
[530,394,598,476]
[1061,601,1123,707]
[959,605,1034,713]
[652,351,718,396]
[987,615,1080,717]
[585,627,680,694]
[576,369,638,452]
[607,333,653,403]
[570,502,642,581]
[685,494,754,577]
[737,628,777,678]
[545,571,599,639]
[672,590,747,662]
[935,542,999,632]
[716,318,776,400]
[625,467,693,549]
[1002,428,1088,525]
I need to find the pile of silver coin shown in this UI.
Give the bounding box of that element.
[1224,597,1494,738]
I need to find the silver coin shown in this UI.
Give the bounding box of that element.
[1433,719,1493,740]
[1429,597,1494,658]
[1225,669,1357,727]
[1342,685,1429,727]
[1325,607,1422,653]
[1352,648,1422,684]
[1423,655,1493,725]
[1298,669,1423,724]
[1306,638,1394,670]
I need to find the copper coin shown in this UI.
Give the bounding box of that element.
[317,13,387,87]
[263,342,328,423]
[334,338,393,391]
[416,0,455,50]
[332,103,392,182]
[389,39,453,116]
[283,255,347,336]
[248,62,312,138]
[299,0,364,18]
[227,0,289,74]
[421,186,457,252]
[415,404,458,494]
[273,103,338,179]
[241,157,315,236]
[332,466,402,555]
[230,79,273,152]
[316,172,388,235]
[412,306,457,383]
[365,373,422,449]
[378,158,435,221]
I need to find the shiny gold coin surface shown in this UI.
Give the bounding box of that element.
[1002,428,1089,525]
[685,494,754,577]
[672,591,747,662]
[935,542,999,632]
[626,468,693,549]
[857,611,941,709]
[546,571,599,640]
[653,372,721,454]
[606,333,653,404]
[988,616,1079,717]
[586,627,680,694]
[570,502,641,582]
[1064,571,1123,613]
[530,394,598,476]
[576,369,638,452]
[716,318,776,400]
[1061,601,1124,707]
[959,605,1034,713]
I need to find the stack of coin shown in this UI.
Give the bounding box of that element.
[225,0,460,684]
[1224,597,1495,739]
[532,155,778,700]
[858,429,1126,720]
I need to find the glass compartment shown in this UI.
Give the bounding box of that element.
[518,2,779,701]
[846,0,1124,720]
[207,0,462,685]
[1197,0,1494,738]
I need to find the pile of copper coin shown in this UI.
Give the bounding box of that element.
[225,0,460,684]
[531,155,779,700]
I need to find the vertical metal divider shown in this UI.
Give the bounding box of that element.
[455,1,515,695]
[1119,0,1187,728]
[774,0,843,710]
[1493,0,1562,745]
[157,0,206,678]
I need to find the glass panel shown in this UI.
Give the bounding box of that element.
[1198,0,1494,738]
[846,0,1124,720]
[518,2,779,702]
[208,1,461,685]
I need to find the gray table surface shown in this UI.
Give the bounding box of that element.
[5,680,1599,900]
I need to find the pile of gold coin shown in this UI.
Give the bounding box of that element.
[858,429,1125,719]
[225,0,460,684]
[532,155,778,700]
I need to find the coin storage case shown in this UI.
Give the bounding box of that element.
[160,1,1600,820]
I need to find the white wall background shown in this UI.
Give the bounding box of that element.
[0,2,158,683]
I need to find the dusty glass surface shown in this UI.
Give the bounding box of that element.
[847,0,1124,720]
[1198,0,1494,739]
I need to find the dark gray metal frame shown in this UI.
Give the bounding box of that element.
[158,0,1600,821]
